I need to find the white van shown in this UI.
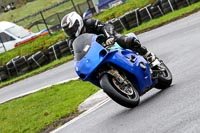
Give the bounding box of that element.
[0,21,38,53]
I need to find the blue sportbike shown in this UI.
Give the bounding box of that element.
[73,33,172,108]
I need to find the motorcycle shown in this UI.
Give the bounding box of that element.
[73,33,172,108]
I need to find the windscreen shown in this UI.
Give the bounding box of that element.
[73,33,95,61]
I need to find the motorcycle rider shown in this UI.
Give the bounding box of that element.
[61,11,156,64]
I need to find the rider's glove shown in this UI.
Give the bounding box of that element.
[132,38,141,46]
[106,37,115,46]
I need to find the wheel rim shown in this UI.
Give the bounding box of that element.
[111,77,138,100]
[160,69,168,77]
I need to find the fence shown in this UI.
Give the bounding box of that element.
[15,0,89,33]
[0,39,71,81]
[107,0,199,32]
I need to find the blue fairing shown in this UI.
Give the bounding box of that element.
[75,34,152,95]
[75,40,106,79]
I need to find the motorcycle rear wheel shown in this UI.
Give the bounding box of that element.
[154,63,172,89]
[100,73,140,108]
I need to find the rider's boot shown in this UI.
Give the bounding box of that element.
[144,51,163,70]
[124,37,160,67]
[131,38,158,67]
[144,51,156,64]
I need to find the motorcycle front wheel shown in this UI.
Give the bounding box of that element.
[100,73,140,108]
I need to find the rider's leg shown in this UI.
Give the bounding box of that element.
[115,34,156,64]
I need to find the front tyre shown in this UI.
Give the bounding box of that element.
[100,74,140,108]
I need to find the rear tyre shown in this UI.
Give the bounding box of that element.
[154,63,172,89]
[100,74,140,108]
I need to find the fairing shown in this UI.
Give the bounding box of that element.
[74,34,153,95]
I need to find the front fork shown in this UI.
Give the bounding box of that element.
[98,66,129,88]
[108,69,125,82]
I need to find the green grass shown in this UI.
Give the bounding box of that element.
[0,80,99,133]
[0,0,66,22]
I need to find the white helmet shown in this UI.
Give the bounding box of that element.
[61,11,84,37]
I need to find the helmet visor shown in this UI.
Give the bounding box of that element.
[63,20,80,36]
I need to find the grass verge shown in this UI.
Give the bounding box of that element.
[0,80,99,133]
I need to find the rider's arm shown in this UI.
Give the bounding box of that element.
[84,18,115,38]
[67,37,74,54]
